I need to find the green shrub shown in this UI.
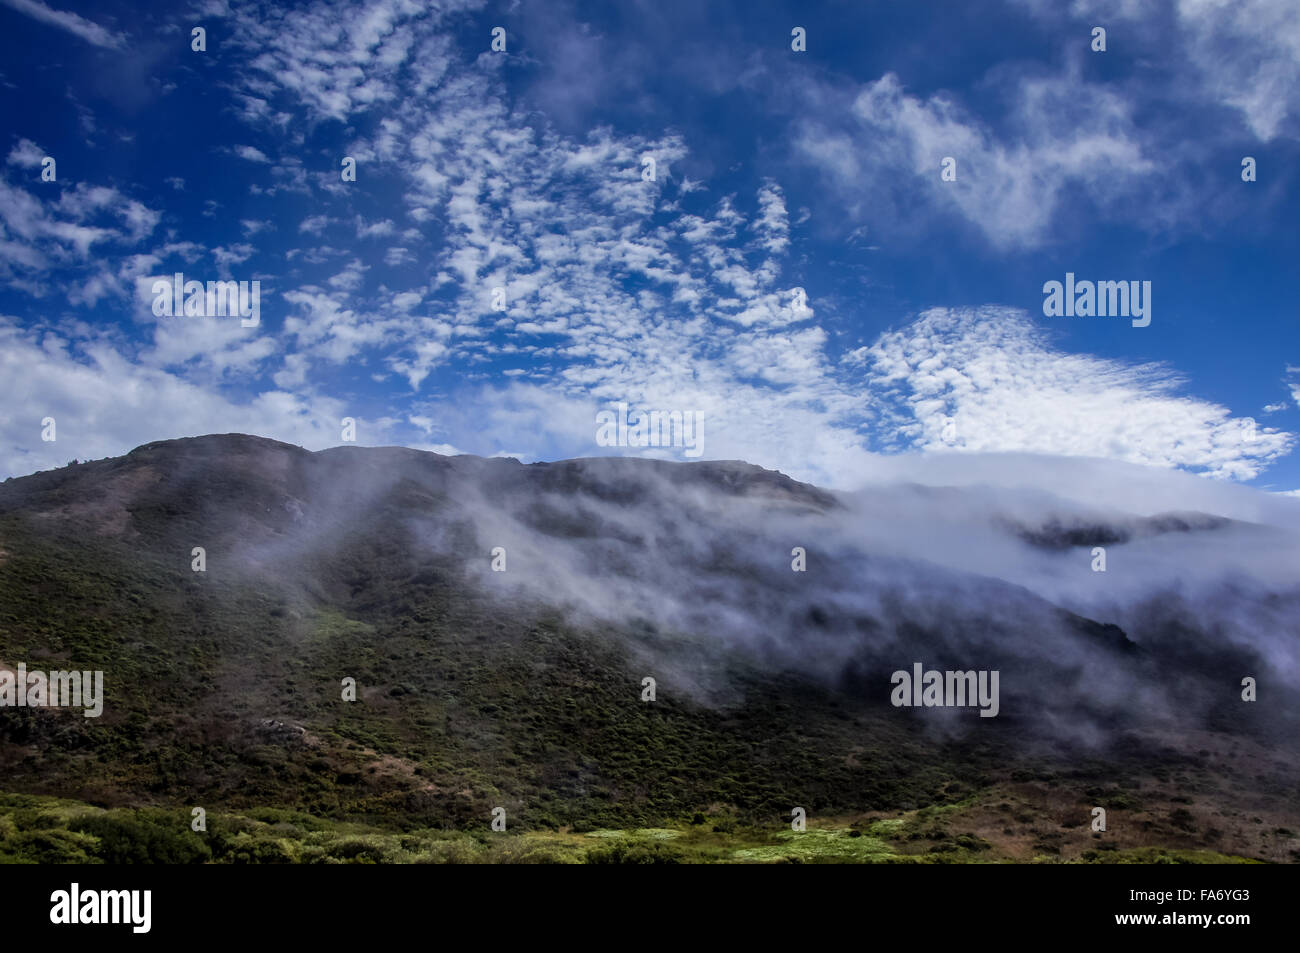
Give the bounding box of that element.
[68,814,211,864]
[2,829,101,864]
[586,839,683,864]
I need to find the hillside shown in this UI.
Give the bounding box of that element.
[0,434,1297,863]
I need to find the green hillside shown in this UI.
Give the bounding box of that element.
[1,436,1295,863]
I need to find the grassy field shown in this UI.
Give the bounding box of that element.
[0,792,1267,864]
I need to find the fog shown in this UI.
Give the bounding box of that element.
[310,448,1296,748]
[203,439,1300,749]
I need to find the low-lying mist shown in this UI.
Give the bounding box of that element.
[227,441,1300,753]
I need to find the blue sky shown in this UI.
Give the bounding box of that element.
[1,0,1299,494]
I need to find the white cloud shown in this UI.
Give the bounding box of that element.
[5,138,45,168]
[1016,0,1300,141]
[1177,0,1300,140]
[798,70,1156,250]
[233,145,272,163]
[0,176,161,294]
[0,316,347,479]
[853,307,1292,480]
[0,0,125,49]
[299,214,329,235]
